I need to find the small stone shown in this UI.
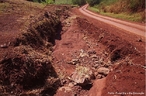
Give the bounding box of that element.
[137,38,142,42]
[68,59,80,65]
[97,74,103,79]
[91,54,98,58]
[83,36,87,40]
[97,67,110,76]
[88,50,96,55]
[79,50,89,58]
[68,83,74,87]
[94,72,98,76]
[93,64,99,68]
[80,49,84,53]
[79,53,89,58]
[94,61,99,64]
[103,64,110,68]
[0,43,8,48]
[58,86,72,92]
[114,75,117,79]
[71,66,93,86]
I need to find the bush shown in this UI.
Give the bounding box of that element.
[129,0,145,12]
[72,0,86,6]
[28,0,55,4]
[87,0,101,6]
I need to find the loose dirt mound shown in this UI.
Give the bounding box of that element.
[0,12,59,96]
[0,0,71,95]
[76,17,138,62]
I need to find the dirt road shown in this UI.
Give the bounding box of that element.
[79,4,145,37]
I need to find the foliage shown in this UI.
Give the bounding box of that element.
[55,0,73,4]
[88,0,145,22]
[128,0,145,12]
[72,0,86,6]
[86,0,101,6]
[99,0,118,5]
[95,0,145,13]
[45,0,54,4]
[28,0,55,4]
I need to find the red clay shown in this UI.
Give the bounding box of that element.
[0,1,145,95]
[79,4,145,37]
[54,6,145,96]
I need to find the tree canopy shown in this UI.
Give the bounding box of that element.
[86,0,101,6]
[72,0,86,6]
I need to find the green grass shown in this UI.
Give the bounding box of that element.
[88,0,145,22]
[54,0,73,4]
[100,12,143,22]
[88,7,100,13]
[88,6,144,22]
[99,0,119,5]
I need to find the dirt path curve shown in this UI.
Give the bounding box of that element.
[79,4,145,37]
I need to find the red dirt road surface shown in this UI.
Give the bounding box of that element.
[79,4,145,38]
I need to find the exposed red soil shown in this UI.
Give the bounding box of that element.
[54,7,145,96]
[0,0,43,60]
[0,0,145,95]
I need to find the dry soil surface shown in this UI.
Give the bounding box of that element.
[54,6,145,96]
[0,0,145,96]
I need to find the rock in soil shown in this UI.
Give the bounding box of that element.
[68,59,80,65]
[71,66,94,86]
[97,67,110,76]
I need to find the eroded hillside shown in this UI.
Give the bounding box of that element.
[0,0,145,96]
[0,0,70,95]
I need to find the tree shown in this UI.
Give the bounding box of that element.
[86,0,101,6]
[72,0,86,6]
[129,0,145,12]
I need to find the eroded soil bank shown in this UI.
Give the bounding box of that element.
[0,0,145,96]
[0,0,71,95]
[53,9,145,96]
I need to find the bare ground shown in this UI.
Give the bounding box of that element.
[0,0,145,96]
[54,7,145,96]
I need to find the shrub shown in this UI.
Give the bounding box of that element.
[72,0,86,6]
[87,0,101,6]
[129,0,145,12]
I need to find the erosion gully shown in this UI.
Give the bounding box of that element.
[52,13,109,95]
[52,7,145,96]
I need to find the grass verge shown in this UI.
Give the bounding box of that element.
[88,6,144,23]
[54,0,72,4]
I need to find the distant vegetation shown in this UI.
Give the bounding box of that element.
[94,0,145,13]
[88,0,145,22]
[86,0,101,6]
[27,0,145,22]
[27,0,55,4]
[55,0,73,4]
[72,0,86,6]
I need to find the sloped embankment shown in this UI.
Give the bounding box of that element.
[0,5,69,95]
[76,17,145,96]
